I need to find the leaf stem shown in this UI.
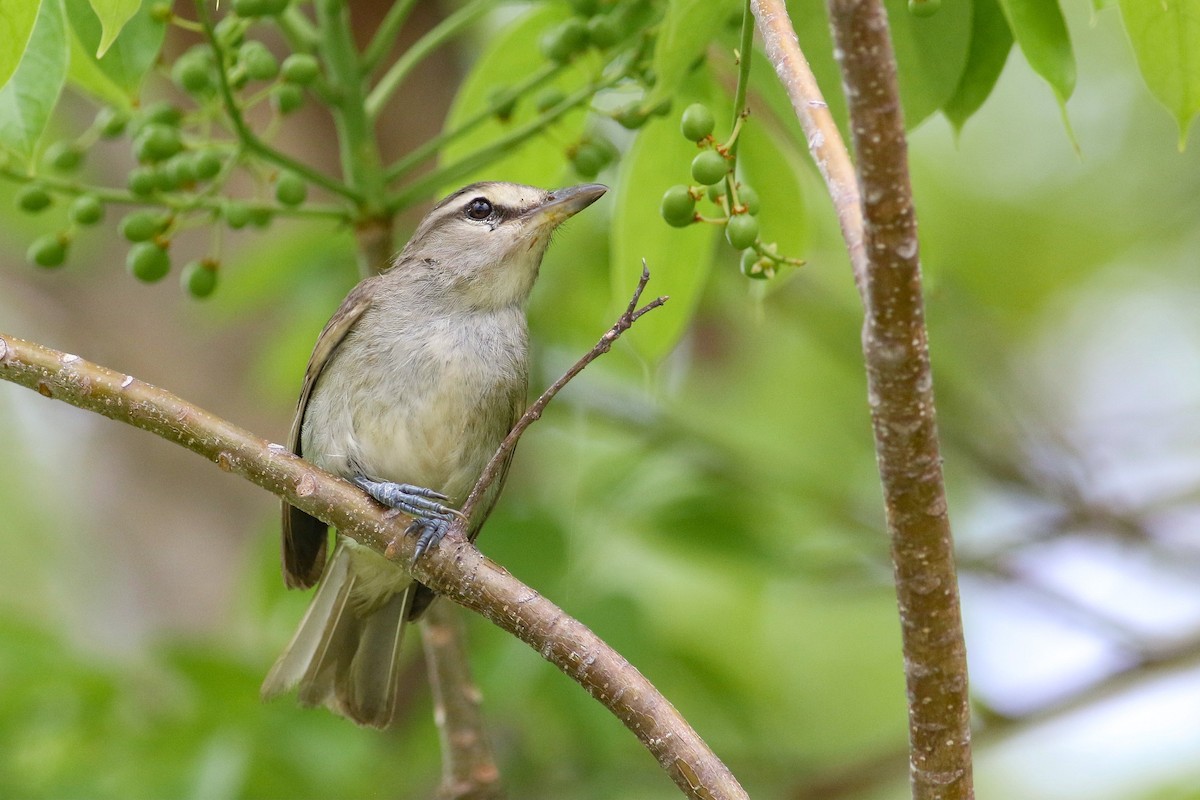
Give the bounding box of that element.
[361,0,421,75]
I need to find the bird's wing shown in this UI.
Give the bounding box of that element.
[281,281,375,589]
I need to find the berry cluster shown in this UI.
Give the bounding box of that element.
[659,103,800,280]
[10,1,324,297]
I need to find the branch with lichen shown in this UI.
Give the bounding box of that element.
[0,267,743,800]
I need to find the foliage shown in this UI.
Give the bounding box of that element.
[2,0,1200,798]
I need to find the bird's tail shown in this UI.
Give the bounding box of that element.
[261,543,414,728]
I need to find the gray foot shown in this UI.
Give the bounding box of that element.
[352,476,462,562]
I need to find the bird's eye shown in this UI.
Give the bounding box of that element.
[465,198,493,220]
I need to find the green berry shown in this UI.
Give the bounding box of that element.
[737,184,760,215]
[690,150,728,185]
[192,150,223,181]
[706,183,725,203]
[182,259,218,298]
[16,185,52,213]
[740,249,769,280]
[172,51,213,94]
[69,194,105,226]
[585,14,620,48]
[232,0,267,16]
[540,20,587,63]
[566,0,599,16]
[134,124,183,163]
[214,16,245,47]
[271,83,304,115]
[164,154,197,187]
[571,142,608,179]
[27,234,68,268]
[140,101,183,128]
[127,242,171,282]
[149,2,172,22]
[274,172,307,206]
[281,53,320,85]
[120,210,169,243]
[680,103,715,142]
[128,167,158,197]
[488,87,517,122]
[908,0,940,17]
[96,106,129,138]
[534,88,565,114]
[44,141,84,172]
[240,41,279,81]
[613,105,648,130]
[660,185,696,228]
[249,206,274,228]
[223,200,252,229]
[725,213,759,249]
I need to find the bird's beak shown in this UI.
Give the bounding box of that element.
[526,183,607,226]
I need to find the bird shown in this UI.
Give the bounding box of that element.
[261,181,607,728]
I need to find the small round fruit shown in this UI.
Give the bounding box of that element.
[120,210,168,243]
[16,185,52,213]
[45,141,84,172]
[96,106,129,138]
[566,0,598,16]
[271,83,304,115]
[182,259,218,298]
[534,88,565,114]
[165,154,197,187]
[571,142,607,179]
[488,87,517,122]
[540,19,587,63]
[134,124,183,163]
[737,183,760,215]
[223,200,252,229]
[613,105,648,130]
[690,150,728,186]
[28,234,68,268]
[249,207,274,228]
[128,167,158,197]
[232,0,267,16]
[173,52,213,94]
[585,14,619,48]
[725,213,759,249]
[240,42,279,81]
[69,194,105,226]
[740,249,769,280]
[680,103,715,141]
[660,185,696,228]
[706,183,725,203]
[127,242,171,282]
[192,150,223,181]
[140,101,183,128]
[281,53,320,85]
[908,0,940,17]
[274,172,307,206]
[214,15,245,47]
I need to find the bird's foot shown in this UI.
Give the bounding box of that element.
[352,476,464,562]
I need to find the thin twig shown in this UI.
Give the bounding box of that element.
[460,263,668,522]
[421,601,503,800]
[0,332,741,800]
[750,0,867,301]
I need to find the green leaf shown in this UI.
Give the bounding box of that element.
[1119,0,1200,147]
[65,22,128,107]
[0,0,41,90]
[438,5,588,191]
[943,0,1014,131]
[86,0,139,56]
[643,0,739,111]
[0,0,67,164]
[64,0,164,101]
[997,0,1075,106]
[612,72,723,363]
[786,0,971,131]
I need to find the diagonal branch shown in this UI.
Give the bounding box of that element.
[0,319,740,800]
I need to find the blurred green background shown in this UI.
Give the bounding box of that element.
[2,2,1200,799]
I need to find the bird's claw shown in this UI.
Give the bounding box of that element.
[353,476,463,562]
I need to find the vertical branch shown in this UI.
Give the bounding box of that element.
[421,601,503,800]
[824,2,973,799]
